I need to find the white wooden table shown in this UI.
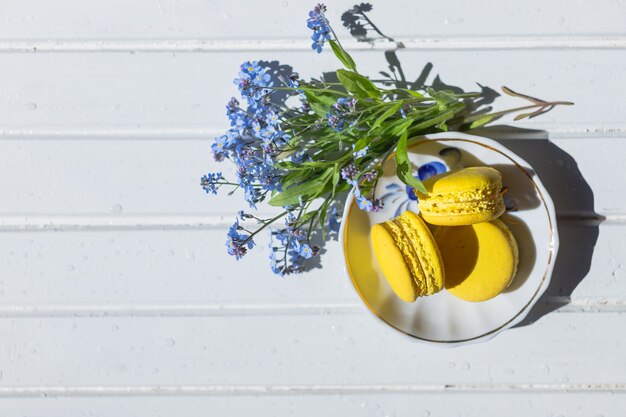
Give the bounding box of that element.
[1,1,625,415]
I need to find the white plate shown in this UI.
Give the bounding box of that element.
[339,132,559,347]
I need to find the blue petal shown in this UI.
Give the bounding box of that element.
[394,200,409,218]
[385,183,402,191]
[379,189,402,201]
[405,185,418,201]
[418,162,446,180]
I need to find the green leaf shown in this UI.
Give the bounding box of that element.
[353,136,369,153]
[329,40,357,71]
[469,113,502,129]
[501,86,546,105]
[389,118,413,136]
[335,71,368,98]
[318,199,331,240]
[281,170,312,192]
[332,164,340,196]
[336,69,381,100]
[295,210,317,227]
[378,117,412,137]
[405,90,425,99]
[301,89,340,117]
[513,112,533,121]
[395,131,427,194]
[410,102,465,133]
[268,168,333,207]
[427,88,457,108]
[371,102,403,130]
[274,160,332,171]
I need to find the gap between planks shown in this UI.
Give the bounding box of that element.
[0,212,616,232]
[0,126,625,140]
[2,36,626,53]
[0,298,622,317]
[0,384,624,397]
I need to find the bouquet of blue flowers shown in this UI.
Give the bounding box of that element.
[201,3,571,275]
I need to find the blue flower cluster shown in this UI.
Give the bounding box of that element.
[340,162,383,212]
[328,207,341,234]
[203,58,326,271]
[205,60,296,209]
[307,4,332,53]
[226,219,255,260]
[339,146,383,213]
[269,213,320,275]
[235,61,273,109]
[200,5,379,274]
[200,172,223,195]
[340,163,358,185]
[354,188,383,212]
[327,97,357,132]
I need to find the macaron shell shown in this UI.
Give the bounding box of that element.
[370,223,419,302]
[422,167,502,195]
[437,219,519,302]
[420,197,505,226]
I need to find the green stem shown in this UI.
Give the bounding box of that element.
[242,210,289,245]
[464,100,572,123]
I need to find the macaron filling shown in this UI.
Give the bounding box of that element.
[418,184,504,215]
[392,216,439,295]
[420,190,504,216]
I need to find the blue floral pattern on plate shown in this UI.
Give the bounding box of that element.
[381,161,447,218]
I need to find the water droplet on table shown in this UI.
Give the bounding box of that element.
[109,204,123,213]
[444,17,465,25]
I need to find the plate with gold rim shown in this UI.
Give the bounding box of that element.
[339,132,558,346]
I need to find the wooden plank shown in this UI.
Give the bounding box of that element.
[1,0,626,41]
[0,221,621,307]
[0,392,624,417]
[0,50,623,135]
[0,137,620,217]
[0,313,624,386]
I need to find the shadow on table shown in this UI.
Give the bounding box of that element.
[474,126,603,327]
[338,3,602,324]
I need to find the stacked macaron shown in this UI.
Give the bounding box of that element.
[370,211,444,302]
[418,167,505,226]
[370,166,519,303]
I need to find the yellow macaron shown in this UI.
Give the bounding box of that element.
[435,218,519,302]
[370,210,444,302]
[417,167,505,226]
